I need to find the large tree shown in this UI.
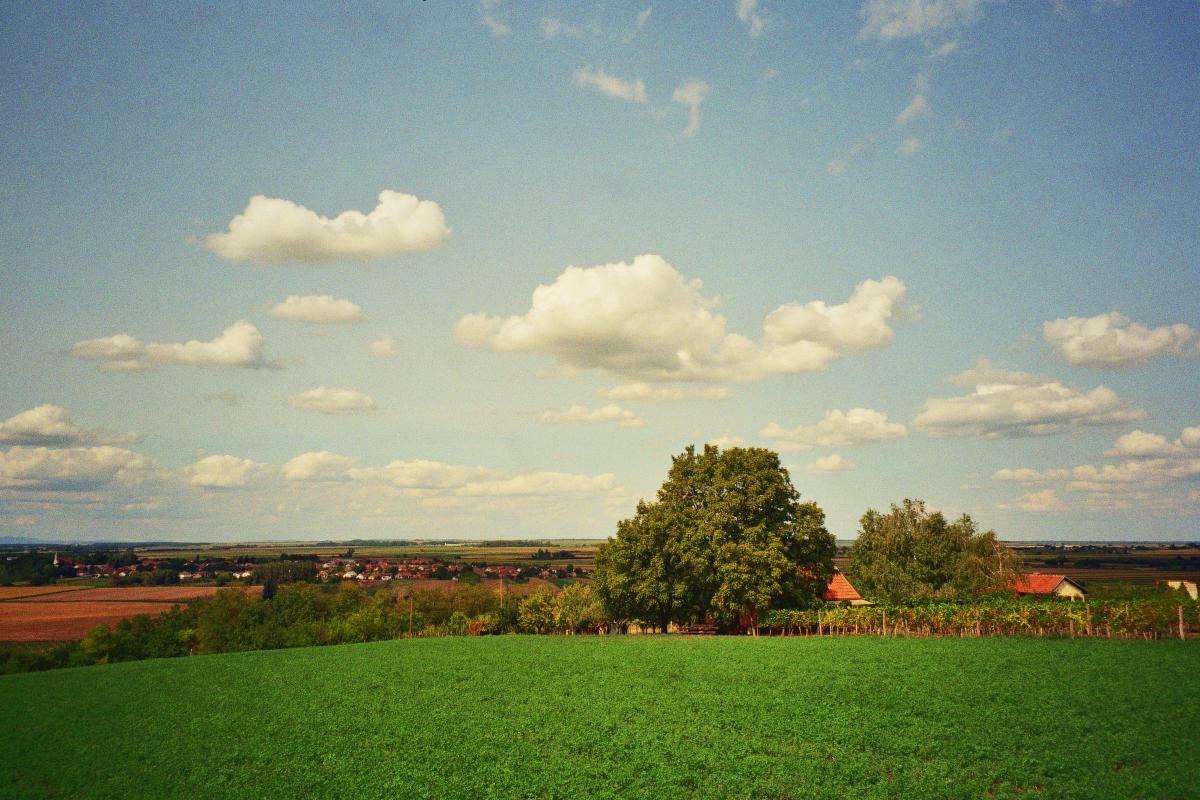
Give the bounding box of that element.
[848,498,1022,603]
[593,445,836,632]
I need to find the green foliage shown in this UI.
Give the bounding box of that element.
[594,445,836,630]
[1,637,1197,799]
[849,498,1023,603]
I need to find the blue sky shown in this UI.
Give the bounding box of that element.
[1,0,1198,542]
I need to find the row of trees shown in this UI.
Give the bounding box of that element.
[592,446,1026,632]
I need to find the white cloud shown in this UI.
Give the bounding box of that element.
[624,6,652,42]
[794,453,855,473]
[71,321,273,371]
[0,405,137,447]
[914,363,1146,438]
[269,295,364,323]
[896,94,929,124]
[367,336,396,357]
[205,190,451,264]
[454,471,617,498]
[826,158,849,176]
[761,408,907,451]
[188,454,268,489]
[281,451,358,482]
[287,388,377,415]
[999,489,1067,512]
[1043,312,1198,368]
[858,0,982,41]
[456,255,912,383]
[479,1,510,37]
[540,16,581,38]
[672,80,711,137]
[896,136,923,155]
[707,436,747,449]
[574,67,647,103]
[541,404,644,428]
[928,40,960,57]
[346,459,618,500]
[0,446,157,491]
[736,0,765,36]
[1105,426,1200,459]
[599,383,730,402]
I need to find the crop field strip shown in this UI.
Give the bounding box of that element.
[23,586,261,603]
[0,601,180,641]
[1,636,1196,799]
[0,586,91,601]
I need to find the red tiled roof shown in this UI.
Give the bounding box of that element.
[823,572,862,602]
[1010,573,1068,595]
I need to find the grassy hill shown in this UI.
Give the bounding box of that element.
[2,636,1197,799]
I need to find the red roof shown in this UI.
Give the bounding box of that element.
[823,572,862,602]
[1010,573,1073,595]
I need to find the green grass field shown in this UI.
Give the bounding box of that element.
[2,637,1197,799]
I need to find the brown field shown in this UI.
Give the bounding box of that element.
[0,585,91,601]
[0,602,178,641]
[27,585,262,603]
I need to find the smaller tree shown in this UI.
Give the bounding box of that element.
[849,499,1022,603]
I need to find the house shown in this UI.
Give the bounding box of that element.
[1010,573,1087,600]
[824,571,870,606]
[1165,580,1198,601]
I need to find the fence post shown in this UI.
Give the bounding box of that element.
[1180,605,1186,641]
[881,608,886,637]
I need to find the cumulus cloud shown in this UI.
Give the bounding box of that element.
[574,67,647,103]
[367,336,396,357]
[736,0,764,36]
[599,383,730,402]
[0,405,137,447]
[281,451,358,482]
[914,361,1146,438]
[269,295,364,323]
[188,454,268,489]
[897,94,928,125]
[540,16,581,38]
[794,453,855,473]
[761,408,907,451]
[672,80,711,137]
[456,255,912,383]
[1042,312,1198,368]
[858,0,982,41]
[999,489,1067,512]
[205,190,451,264]
[993,424,1200,515]
[896,137,923,155]
[287,388,376,415]
[0,446,157,491]
[541,404,644,428]
[71,321,273,372]
[1105,426,1200,459]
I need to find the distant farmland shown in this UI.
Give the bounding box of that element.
[1,637,1196,799]
[0,586,261,641]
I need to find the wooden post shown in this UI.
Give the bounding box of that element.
[1069,617,1074,639]
[1180,605,1186,641]
[881,608,886,637]
[817,609,823,637]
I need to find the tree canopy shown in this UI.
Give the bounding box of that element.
[848,499,1022,603]
[593,445,836,632]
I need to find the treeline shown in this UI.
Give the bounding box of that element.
[764,595,1200,639]
[0,582,605,675]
